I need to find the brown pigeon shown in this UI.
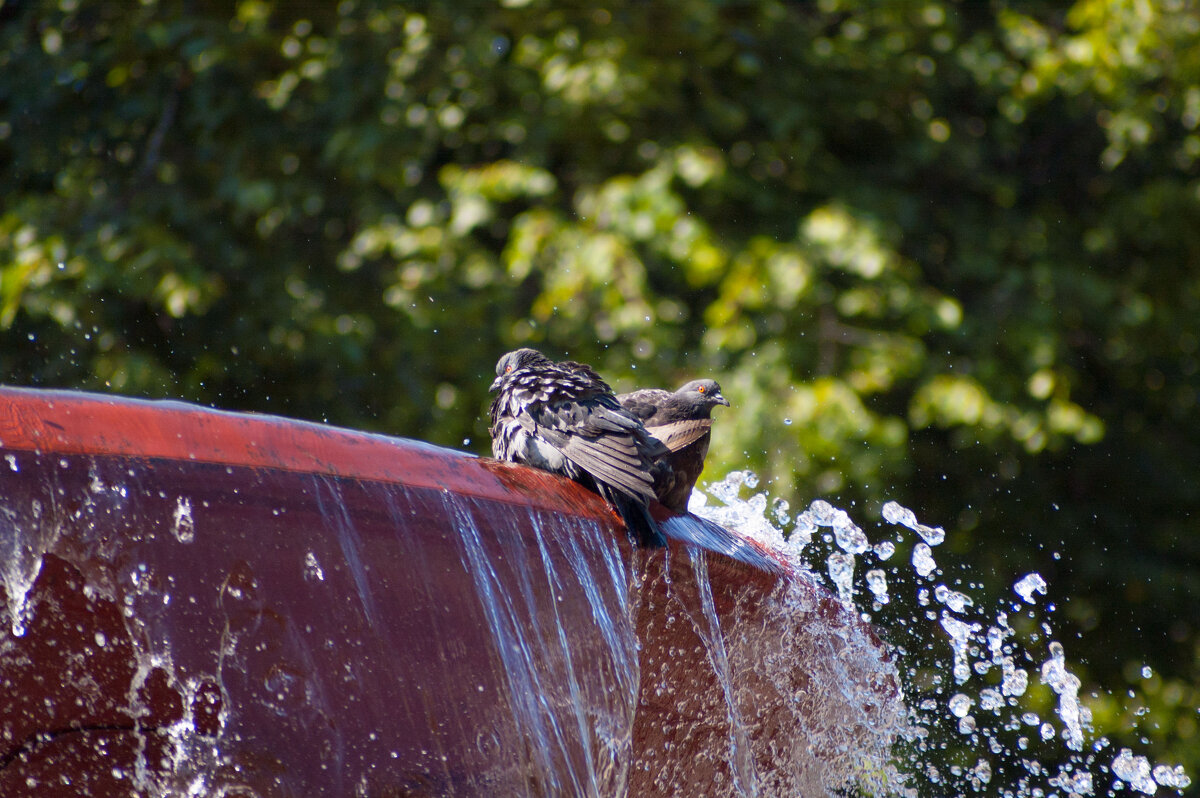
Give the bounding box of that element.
[617,379,729,513]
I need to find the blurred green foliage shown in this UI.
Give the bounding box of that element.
[2,0,1199,781]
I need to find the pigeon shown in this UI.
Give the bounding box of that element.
[488,348,671,547]
[618,379,730,513]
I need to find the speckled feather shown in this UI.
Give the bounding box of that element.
[488,349,669,546]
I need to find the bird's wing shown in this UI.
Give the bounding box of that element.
[529,399,659,502]
[560,435,657,501]
[616,388,672,423]
[646,418,712,453]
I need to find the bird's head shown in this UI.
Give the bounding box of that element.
[678,379,730,408]
[490,348,552,391]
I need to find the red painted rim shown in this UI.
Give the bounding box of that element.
[0,386,791,578]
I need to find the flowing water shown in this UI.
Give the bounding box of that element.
[690,469,1193,797]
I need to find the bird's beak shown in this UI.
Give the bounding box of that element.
[715,394,730,407]
[489,375,503,392]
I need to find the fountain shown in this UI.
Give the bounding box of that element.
[0,387,904,796]
[4,387,1184,796]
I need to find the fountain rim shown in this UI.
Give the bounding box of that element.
[0,385,599,509]
[0,385,793,581]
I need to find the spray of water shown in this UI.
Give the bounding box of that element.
[690,470,1192,797]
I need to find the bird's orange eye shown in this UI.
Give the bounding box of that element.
[698,385,706,393]
[505,365,513,373]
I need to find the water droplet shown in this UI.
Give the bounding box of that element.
[949,692,973,718]
[827,552,855,605]
[912,542,936,577]
[1013,573,1047,604]
[882,500,945,544]
[866,569,889,604]
[304,551,325,582]
[833,515,869,555]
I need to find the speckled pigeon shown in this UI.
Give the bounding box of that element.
[617,379,730,513]
[488,348,671,547]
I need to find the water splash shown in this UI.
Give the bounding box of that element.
[692,472,1192,797]
[1014,572,1048,604]
[303,550,325,582]
[827,551,856,605]
[0,506,38,637]
[172,496,195,543]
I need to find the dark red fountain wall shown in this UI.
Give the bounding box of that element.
[0,388,902,797]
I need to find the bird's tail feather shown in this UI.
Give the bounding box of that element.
[597,486,666,548]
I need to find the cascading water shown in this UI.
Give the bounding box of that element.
[690,469,1193,797]
[442,494,641,797]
